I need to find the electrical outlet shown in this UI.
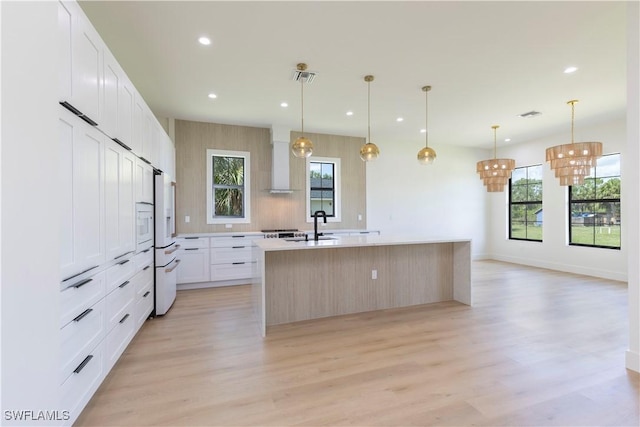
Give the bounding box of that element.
[358,214,362,221]
[185,215,190,223]
[372,269,377,280]
[225,224,232,229]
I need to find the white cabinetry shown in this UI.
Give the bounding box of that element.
[176,237,210,284]
[59,109,105,283]
[210,235,259,283]
[132,249,155,329]
[135,157,154,204]
[104,140,136,262]
[58,0,102,126]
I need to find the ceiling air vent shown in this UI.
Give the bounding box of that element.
[518,110,542,118]
[291,63,317,84]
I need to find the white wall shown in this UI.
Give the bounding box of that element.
[367,140,489,259]
[487,118,627,281]
[625,0,639,373]
[1,2,61,424]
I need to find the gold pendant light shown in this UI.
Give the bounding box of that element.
[476,125,516,192]
[359,75,380,162]
[417,85,436,165]
[545,100,602,186]
[291,63,314,158]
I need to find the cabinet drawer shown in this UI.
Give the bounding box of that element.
[104,299,135,372]
[134,284,154,330]
[106,257,135,293]
[60,271,106,328]
[210,235,258,248]
[210,262,254,282]
[211,246,252,264]
[133,263,154,294]
[133,247,153,272]
[60,340,105,424]
[177,248,210,284]
[177,236,209,249]
[105,278,135,333]
[60,298,106,384]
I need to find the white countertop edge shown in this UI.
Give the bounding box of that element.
[254,235,471,251]
[176,229,379,238]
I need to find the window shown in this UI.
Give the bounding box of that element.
[509,164,543,241]
[307,157,341,222]
[569,153,620,249]
[206,149,250,224]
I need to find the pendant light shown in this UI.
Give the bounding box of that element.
[417,85,437,165]
[359,75,380,162]
[545,100,602,186]
[476,125,516,192]
[291,63,313,158]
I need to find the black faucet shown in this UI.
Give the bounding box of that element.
[313,210,327,241]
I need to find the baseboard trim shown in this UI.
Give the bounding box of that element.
[177,280,249,291]
[626,350,640,373]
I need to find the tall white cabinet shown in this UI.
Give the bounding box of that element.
[56,1,175,425]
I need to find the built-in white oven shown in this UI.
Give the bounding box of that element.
[136,203,154,252]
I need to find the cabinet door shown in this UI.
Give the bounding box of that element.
[58,1,73,103]
[60,110,105,281]
[132,93,144,159]
[71,8,102,125]
[118,76,135,151]
[101,50,119,139]
[176,249,210,284]
[135,158,154,204]
[141,108,153,164]
[105,141,136,262]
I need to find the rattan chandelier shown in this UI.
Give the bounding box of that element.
[545,100,602,186]
[476,125,516,192]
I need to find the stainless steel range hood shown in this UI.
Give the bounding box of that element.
[269,126,293,194]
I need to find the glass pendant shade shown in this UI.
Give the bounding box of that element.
[476,125,515,192]
[291,136,313,158]
[417,146,437,165]
[360,142,380,162]
[360,75,379,162]
[546,100,602,186]
[292,62,313,158]
[417,85,436,165]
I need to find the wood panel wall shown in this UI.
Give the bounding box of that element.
[175,120,366,233]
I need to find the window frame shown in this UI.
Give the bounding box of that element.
[508,164,543,242]
[206,149,251,224]
[568,153,621,250]
[306,157,341,223]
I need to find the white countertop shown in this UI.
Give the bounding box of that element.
[176,229,378,239]
[254,234,471,251]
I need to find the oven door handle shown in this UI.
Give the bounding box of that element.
[165,259,181,273]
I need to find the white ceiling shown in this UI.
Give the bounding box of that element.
[79,1,628,150]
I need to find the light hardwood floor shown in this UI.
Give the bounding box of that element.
[76,261,639,426]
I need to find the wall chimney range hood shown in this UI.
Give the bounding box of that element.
[269,126,294,194]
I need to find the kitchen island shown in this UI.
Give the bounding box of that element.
[252,235,471,336]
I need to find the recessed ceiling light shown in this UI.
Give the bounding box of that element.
[208,93,217,99]
[346,111,354,116]
[396,117,404,122]
[280,102,288,108]
[564,66,578,74]
[505,138,511,142]
[198,36,211,46]
[420,129,426,133]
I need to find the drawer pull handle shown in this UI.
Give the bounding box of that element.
[73,308,93,322]
[143,291,151,298]
[72,278,92,289]
[185,248,199,251]
[184,237,199,239]
[62,265,99,283]
[113,138,132,151]
[165,244,180,255]
[118,280,130,288]
[73,355,94,374]
[143,265,151,271]
[80,114,98,127]
[232,246,245,249]
[114,250,134,260]
[119,313,130,324]
[165,259,181,273]
[232,262,245,265]
[117,259,130,266]
[231,235,245,238]
[142,248,150,253]
[60,101,82,116]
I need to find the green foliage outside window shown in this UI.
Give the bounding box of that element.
[510,165,543,241]
[212,156,244,217]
